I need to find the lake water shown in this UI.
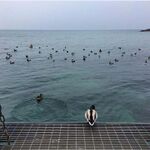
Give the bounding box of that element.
[0,30,150,123]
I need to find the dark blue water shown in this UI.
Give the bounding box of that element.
[0,30,150,123]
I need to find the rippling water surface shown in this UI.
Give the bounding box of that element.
[0,30,150,123]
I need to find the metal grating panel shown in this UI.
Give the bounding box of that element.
[0,123,150,149]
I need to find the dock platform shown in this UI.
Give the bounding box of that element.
[0,123,150,149]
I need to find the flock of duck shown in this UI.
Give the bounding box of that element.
[3,44,150,104]
[3,44,150,65]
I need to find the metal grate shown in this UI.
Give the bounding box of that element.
[0,123,150,149]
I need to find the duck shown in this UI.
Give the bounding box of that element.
[29,44,33,49]
[71,52,75,56]
[85,105,98,126]
[130,54,133,57]
[14,49,17,52]
[83,48,85,51]
[27,58,31,62]
[71,59,75,63]
[83,56,86,61]
[108,51,110,54]
[99,49,102,53]
[10,61,15,64]
[50,54,53,58]
[6,56,10,60]
[109,61,114,65]
[6,53,12,57]
[114,58,119,62]
[36,94,43,103]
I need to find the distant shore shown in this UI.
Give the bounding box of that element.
[140,29,150,32]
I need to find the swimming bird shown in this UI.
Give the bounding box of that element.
[71,52,75,56]
[99,49,102,53]
[118,47,122,49]
[94,52,97,55]
[29,44,33,49]
[27,58,31,62]
[64,58,67,60]
[6,53,12,57]
[52,48,54,50]
[83,48,85,51]
[16,46,18,48]
[14,49,17,52]
[6,56,10,60]
[71,59,75,63]
[148,56,150,60]
[85,105,98,126]
[145,60,148,63]
[39,51,41,54]
[109,61,114,65]
[50,54,53,58]
[10,61,15,64]
[130,54,133,56]
[83,56,87,61]
[36,94,43,103]
[114,58,119,62]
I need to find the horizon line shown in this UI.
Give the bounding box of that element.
[0,29,144,31]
